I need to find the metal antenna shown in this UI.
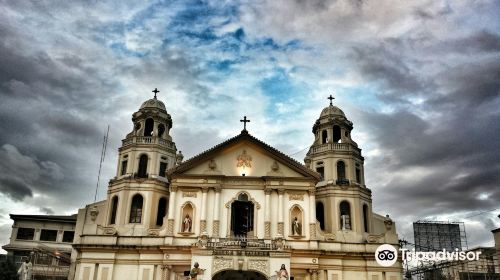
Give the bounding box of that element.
[94,125,109,202]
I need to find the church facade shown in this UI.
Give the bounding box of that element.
[70,92,402,280]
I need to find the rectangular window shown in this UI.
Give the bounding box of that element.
[16,228,35,240]
[121,160,128,175]
[316,167,324,180]
[40,229,58,242]
[62,231,74,243]
[159,162,168,177]
[356,168,361,183]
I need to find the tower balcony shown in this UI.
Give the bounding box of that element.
[121,136,176,150]
[309,142,361,155]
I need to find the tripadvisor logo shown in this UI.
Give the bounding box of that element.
[375,244,398,267]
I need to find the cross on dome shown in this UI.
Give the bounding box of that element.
[327,94,335,106]
[152,88,160,99]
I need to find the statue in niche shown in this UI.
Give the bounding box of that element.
[182,214,192,232]
[275,264,289,280]
[292,217,301,235]
[341,214,351,230]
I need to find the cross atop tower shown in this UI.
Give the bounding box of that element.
[240,116,250,131]
[327,94,335,106]
[152,88,160,99]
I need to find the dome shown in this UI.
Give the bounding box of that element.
[319,105,345,118]
[140,98,166,110]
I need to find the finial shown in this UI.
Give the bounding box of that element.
[240,116,250,132]
[327,94,335,106]
[152,88,160,99]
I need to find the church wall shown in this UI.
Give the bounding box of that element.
[183,143,304,178]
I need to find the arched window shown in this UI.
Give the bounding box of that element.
[109,196,118,224]
[158,123,165,138]
[332,125,341,143]
[337,161,346,181]
[316,202,325,230]
[129,194,143,223]
[144,118,154,136]
[156,197,167,226]
[137,154,148,178]
[322,130,328,144]
[339,201,351,230]
[238,193,248,201]
[363,204,369,233]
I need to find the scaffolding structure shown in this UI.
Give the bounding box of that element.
[19,242,71,280]
[413,221,468,252]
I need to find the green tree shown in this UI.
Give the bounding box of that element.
[0,259,18,280]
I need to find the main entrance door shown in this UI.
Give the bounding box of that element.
[212,270,267,280]
[230,193,254,236]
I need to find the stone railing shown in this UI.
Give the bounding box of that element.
[121,136,175,149]
[310,143,361,155]
[205,236,291,251]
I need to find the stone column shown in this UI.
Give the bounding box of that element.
[309,189,317,240]
[166,186,177,235]
[200,187,209,232]
[212,186,221,237]
[309,269,318,280]
[278,189,285,235]
[264,189,272,239]
[161,265,171,280]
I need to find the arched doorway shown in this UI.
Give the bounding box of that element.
[231,193,254,237]
[213,270,267,280]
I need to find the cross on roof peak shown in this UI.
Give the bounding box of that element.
[327,94,335,106]
[152,88,160,99]
[240,116,250,131]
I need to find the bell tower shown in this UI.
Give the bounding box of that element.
[305,95,373,238]
[105,88,178,235]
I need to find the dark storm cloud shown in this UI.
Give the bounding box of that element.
[0,177,33,201]
[351,25,500,245]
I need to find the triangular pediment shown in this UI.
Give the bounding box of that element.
[168,131,320,179]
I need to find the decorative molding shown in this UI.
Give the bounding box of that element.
[212,258,233,275]
[367,234,384,243]
[264,188,273,195]
[182,191,197,198]
[201,187,209,193]
[147,229,160,236]
[89,206,99,221]
[324,233,336,241]
[309,223,317,239]
[308,188,316,195]
[278,222,284,235]
[248,259,269,277]
[236,149,252,168]
[289,194,304,201]
[166,219,174,235]
[225,191,261,209]
[97,225,117,236]
[212,220,220,237]
[170,185,178,192]
[214,185,222,193]
[208,159,217,170]
[271,161,279,172]
[264,221,271,239]
[277,189,285,195]
[200,220,207,232]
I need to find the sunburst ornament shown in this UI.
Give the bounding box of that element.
[236,150,252,168]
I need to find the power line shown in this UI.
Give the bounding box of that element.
[464,208,499,219]
[94,125,109,202]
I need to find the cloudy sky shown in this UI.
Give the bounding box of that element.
[0,0,499,252]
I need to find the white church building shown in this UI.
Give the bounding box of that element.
[69,92,402,280]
